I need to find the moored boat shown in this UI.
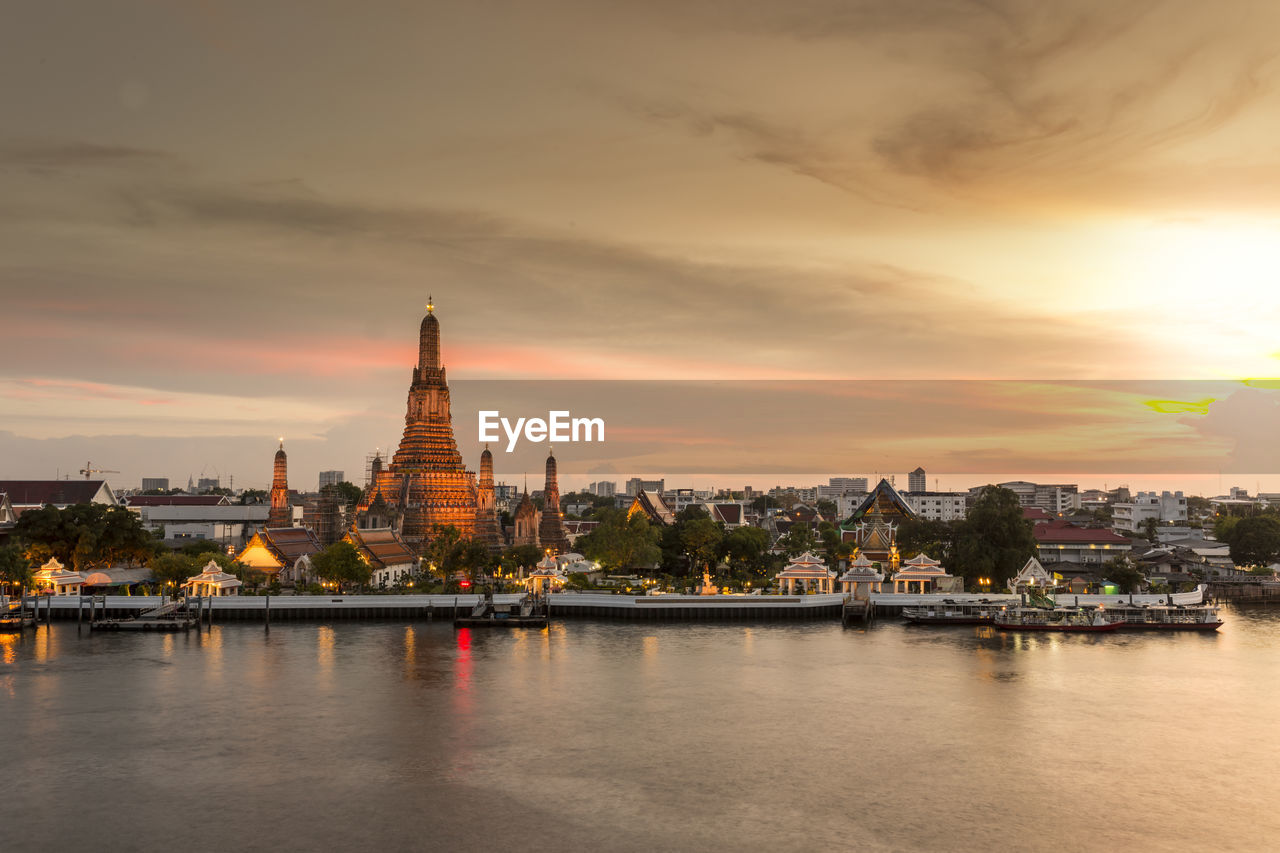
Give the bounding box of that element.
[1103,603,1224,631]
[902,599,1002,625]
[994,607,1122,633]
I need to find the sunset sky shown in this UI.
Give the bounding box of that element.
[3,1,1278,491]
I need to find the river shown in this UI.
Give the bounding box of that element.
[4,607,1278,851]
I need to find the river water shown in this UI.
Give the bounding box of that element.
[4,608,1279,852]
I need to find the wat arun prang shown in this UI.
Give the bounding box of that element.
[356,300,544,554]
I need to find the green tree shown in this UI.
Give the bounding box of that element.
[148,552,197,589]
[681,516,724,573]
[329,481,364,507]
[750,495,780,513]
[1140,516,1160,543]
[312,541,372,592]
[577,509,661,572]
[14,503,158,571]
[776,523,817,558]
[896,518,953,561]
[239,489,267,505]
[1213,514,1240,543]
[723,525,770,572]
[1104,556,1145,593]
[0,543,32,591]
[949,486,1037,590]
[501,544,544,575]
[1221,516,1280,567]
[815,498,837,518]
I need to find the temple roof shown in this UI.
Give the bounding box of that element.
[843,479,916,526]
[629,490,674,525]
[246,527,321,565]
[776,550,835,579]
[345,526,417,569]
[0,479,117,508]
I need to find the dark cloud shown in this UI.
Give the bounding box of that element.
[0,140,172,170]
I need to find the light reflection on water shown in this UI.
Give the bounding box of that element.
[3,608,1280,852]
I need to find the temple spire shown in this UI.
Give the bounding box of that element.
[418,298,441,371]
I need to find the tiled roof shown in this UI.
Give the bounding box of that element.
[346,526,416,569]
[1034,520,1130,544]
[0,480,114,507]
[261,527,321,562]
[127,495,231,506]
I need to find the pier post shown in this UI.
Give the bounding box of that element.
[265,594,270,630]
[45,595,52,626]
[78,595,84,626]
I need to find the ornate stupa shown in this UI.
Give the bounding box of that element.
[472,445,504,552]
[267,439,292,527]
[359,298,477,549]
[537,450,570,555]
[512,477,539,547]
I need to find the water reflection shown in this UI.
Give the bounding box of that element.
[4,613,1280,852]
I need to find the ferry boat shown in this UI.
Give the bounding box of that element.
[901,599,1003,625]
[994,607,1122,633]
[1100,603,1224,631]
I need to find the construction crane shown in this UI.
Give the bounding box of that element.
[79,462,119,480]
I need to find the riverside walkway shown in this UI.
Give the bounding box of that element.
[27,586,1206,623]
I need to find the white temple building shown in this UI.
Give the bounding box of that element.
[182,560,244,597]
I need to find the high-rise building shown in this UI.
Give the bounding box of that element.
[625,477,664,496]
[589,480,616,497]
[828,477,868,493]
[197,477,220,492]
[356,299,477,549]
[267,441,292,527]
[318,470,344,490]
[907,467,927,493]
[141,477,169,492]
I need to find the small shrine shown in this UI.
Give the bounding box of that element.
[891,553,952,593]
[32,557,85,596]
[774,551,836,594]
[695,568,720,596]
[839,553,884,600]
[1010,557,1053,592]
[524,553,566,596]
[182,560,244,597]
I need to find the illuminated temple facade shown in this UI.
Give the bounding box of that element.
[357,301,478,550]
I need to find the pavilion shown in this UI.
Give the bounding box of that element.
[838,553,884,600]
[525,553,566,596]
[182,560,243,597]
[891,553,954,593]
[31,557,85,595]
[774,551,836,594]
[1010,557,1054,593]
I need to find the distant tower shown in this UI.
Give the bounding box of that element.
[908,467,927,493]
[538,450,570,555]
[512,477,540,547]
[268,440,292,527]
[473,445,504,552]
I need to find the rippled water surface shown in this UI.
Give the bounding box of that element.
[4,607,1280,852]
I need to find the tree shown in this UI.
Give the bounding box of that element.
[577,509,661,572]
[501,544,543,575]
[723,526,769,570]
[312,541,372,592]
[14,503,158,571]
[896,518,953,562]
[1140,517,1160,544]
[180,539,226,557]
[681,517,724,573]
[0,543,32,591]
[750,495,780,513]
[815,498,837,518]
[239,489,267,505]
[948,486,1037,590]
[148,552,196,589]
[1221,516,1280,567]
[776,523,816,558]
[329,481,364,508]
[1104,556,1145,594]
